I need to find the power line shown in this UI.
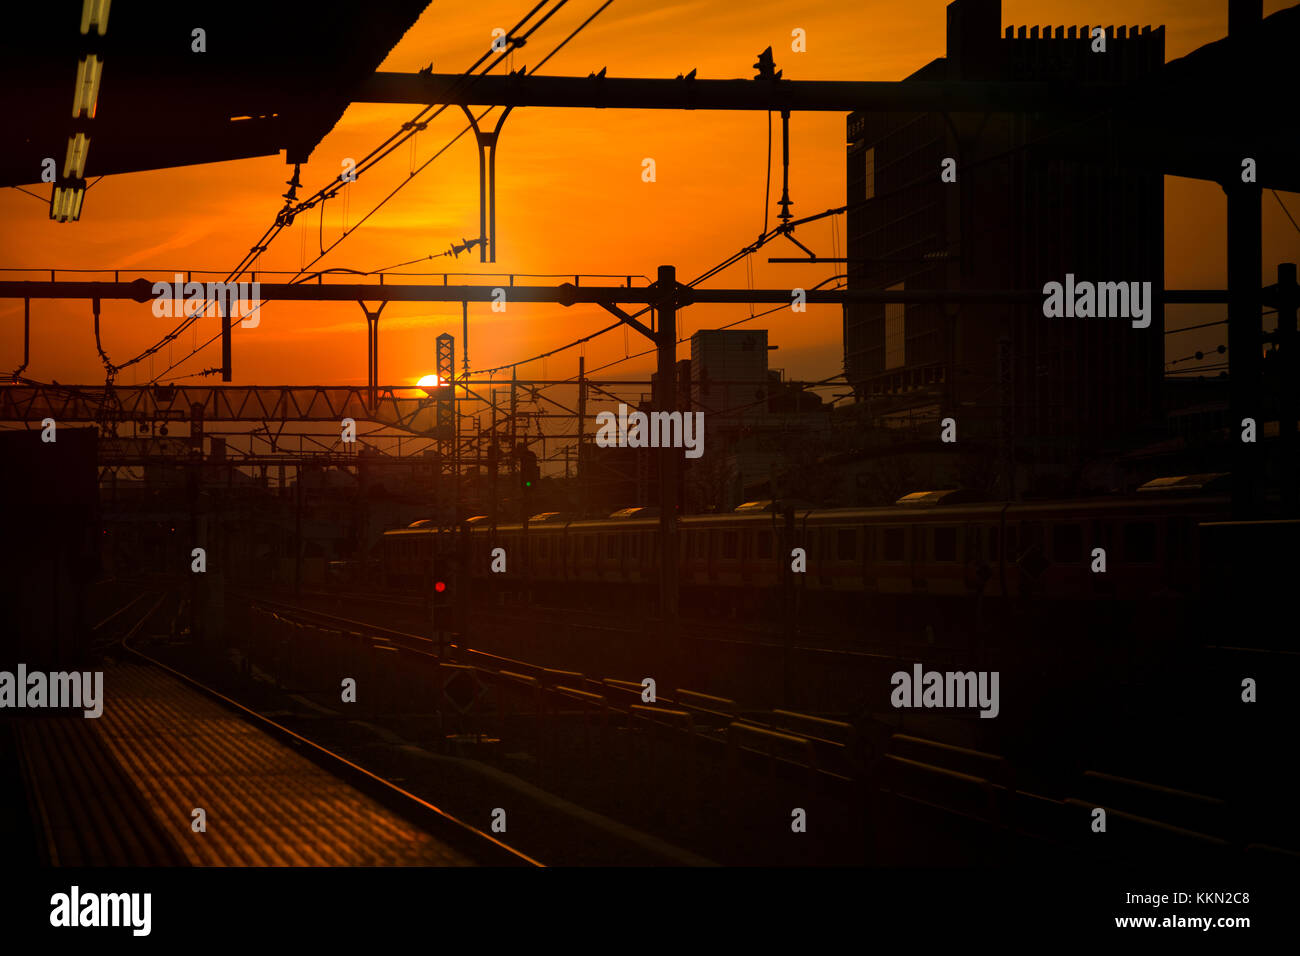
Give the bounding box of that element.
[474,279,847,467]
[130,1,571,383]
[285,0,610,284]
[161,10,1107,387]
[466,100,1097,380]
[551,275,847,385]
[1273,189,1300,236]
[1167,345,1226,366]
[6,185,45,203]
[1166,318,1227,335]
[151,0,613,385]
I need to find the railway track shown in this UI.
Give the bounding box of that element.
[20,588,542,867]
[232,590,867,785]
[283,583,898,661]
[225,590,1300,867]
[46,584,1294,866]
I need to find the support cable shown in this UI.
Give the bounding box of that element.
[149,0,613,384]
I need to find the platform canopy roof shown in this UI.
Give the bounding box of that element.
[0,0,431,188]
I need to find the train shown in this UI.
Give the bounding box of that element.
[378,476,1233,622]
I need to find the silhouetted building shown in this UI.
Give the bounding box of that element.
[0,428,99,668]
[844,0,1165,495]
[689,330,771,426]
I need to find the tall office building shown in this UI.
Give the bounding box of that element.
[844,0,1165,493]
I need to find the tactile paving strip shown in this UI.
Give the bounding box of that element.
[83,661,474,866]
[18,716,190,866]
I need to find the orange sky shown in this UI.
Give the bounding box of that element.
[1,0,1297,396]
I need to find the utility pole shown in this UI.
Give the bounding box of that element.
[189,460,201,641]
[431,468,443,661]
[656,265,680,663]
[453,404,460,525]
[577,354,586,516]
[219,300,231,382]
[455,516,470,659]
[780,506,795,709]
[293,464,303,596]
[509,367,518,488]
[1276,263,1298,515]
[489,391,499,532]
[461,301,470,380]
[487,431,499,609]
[1226,0,1262,518]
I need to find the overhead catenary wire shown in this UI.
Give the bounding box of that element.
[149,0,613,384]
[467,94,1174,433]
[465,101,1095,380]
[1167,344,1226,365]
[6,185,45,203]
[124,1,571,383]
[139,15,1104,387]
[286,0,611,287]
[1272,189,1300,236]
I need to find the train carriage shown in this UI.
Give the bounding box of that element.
[377,477,1230,629]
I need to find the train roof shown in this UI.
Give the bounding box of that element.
[380,491,1231,537]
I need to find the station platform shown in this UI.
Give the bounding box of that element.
[15,661,475,866]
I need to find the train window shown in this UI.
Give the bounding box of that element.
[628,534,640,558]
[989,527,999,561]
[1052,524,1083,563]
[1093,521,1112,553]
[606,535,619,558]
[1166,518,1185,564]
[837,529,856,561]
[1004,525,1018,559]
[933,527,956,562]
[861,530,872,563]
[1124,522,1157,563]
[583,535,594,558]
[722,531,739,559]
[757,530,773,559]
[697,532,708,558]
[1020,521,1044,553]
[883,527,905,561]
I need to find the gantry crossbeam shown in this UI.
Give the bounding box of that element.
[0,384,450,436]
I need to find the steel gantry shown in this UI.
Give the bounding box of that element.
[0,272,1255,628]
